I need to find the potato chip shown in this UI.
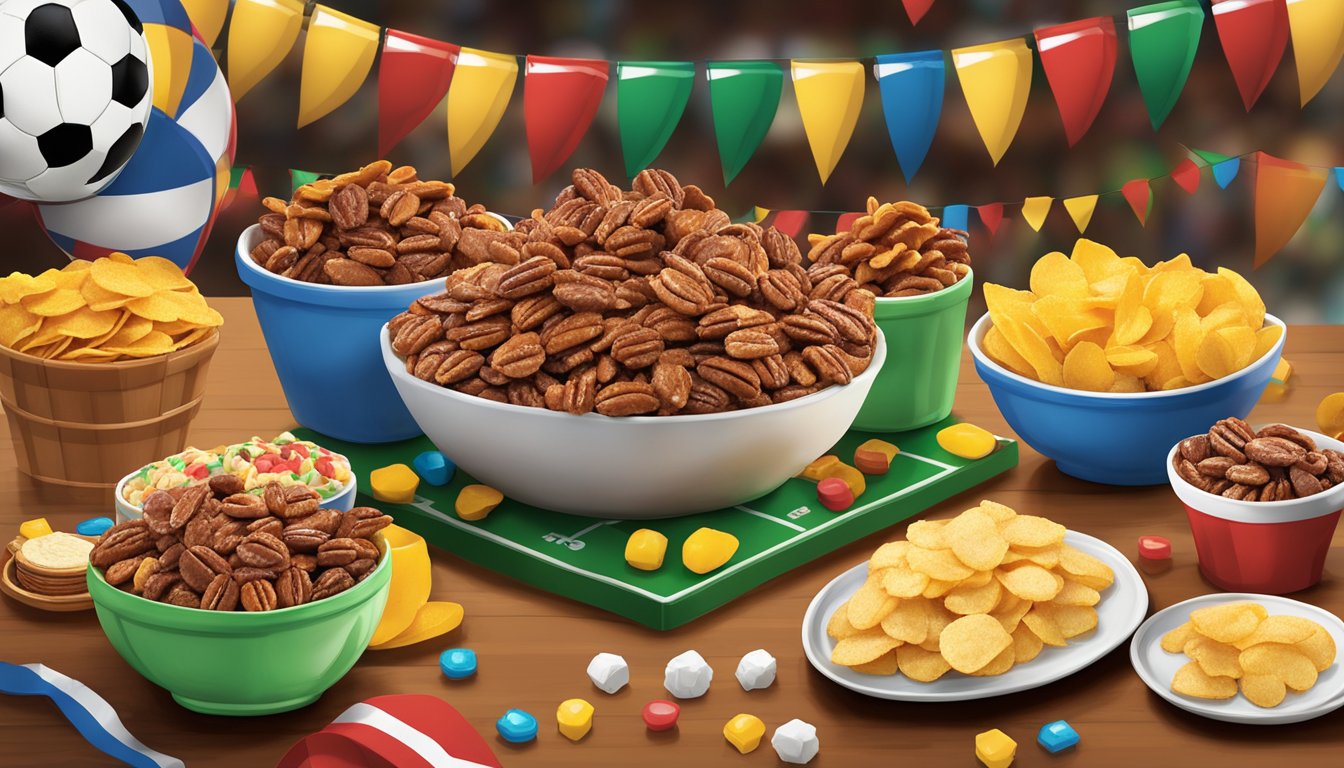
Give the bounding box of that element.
[104,330,175,358]
[897,644,951,682]
[831,627,902,666]
[1057,544,1115,590]
[978,500,1017,523]
[882,566,931,599]
[959,569,995,589]
[1295,627,1337,672]
[0,272,58,304]
[1190,602,1266,644]
[1062,341,1116,392]
[160,290,224,327]
[907,546,975,582]
[1030,251,1090,298]
[998,314,1064,386]
[1032,296,1109,352]
[939,614,1012,674]
[997,565,1063,602]
[49,306,120,340]
[944,578,1002,616]
[1253,325,1283,362]
[943,509,1008,571]
[1161,622,1198,653]
[999,515,1066,548]
[1107,374,1145,393]
[80,279,136,312]
[90,258,155,298]
[1022,606,1067,647]
[1239,674,1287,708]
[0,304,41,347]
[868,541,910,572]
[1215,326,1256,371]
[1195,330,1239,381]
[1105,345,1158,377]
[1184,636,1244,679]
[1071,238,1127,283]
[1113,272,1153,346]
[1232,615,1318,650]
[134,256,196,291]
[1200,301,1248,335]
[969,646,1016,677]
[1197,273,1240,316]
[990,594,1031,633]
[1239,644,1318,691]
[848,574,898,630]
[21,288,85,317]
[1012,625,1044,664]
[982,325,1035,377]
[1053,579,1100,607]
[1218,266,1265,329]
[125,294,181,322]
[921,578,958,599]
[1172,661,1238,700]
[850,650,899,676]
[827,600,858,640]
[881,598,929,644]
[905,519,948,550]
[100,315,153,349]
[1143,270,1204,315]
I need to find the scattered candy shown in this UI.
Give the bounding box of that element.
[439,648,477,680]
[1271,358,1293,385]
[625,529,668,571]
[723,713,766,754]
[18,518,52,540]
[800,455,840,481]
[819,461,865,498]
[75,517,114,537]
[642,700,679,731]
[556,698,594,742]
[770,719,820,765]
[854,439,899,475]
[412,450,455,486]
[370,463,420,503]
[816,477,855,512]
[495,709,538,744]
[664,650,713,699]
[586,653,630,695]
[1037,720,1079,754]
[456,484,503,521]
[1138,535,1171,561]
[975,728,1017,768]
[735,649,777,691]
[937,423,997,460]
[1318,392,1344,440]
[682,528,739,574]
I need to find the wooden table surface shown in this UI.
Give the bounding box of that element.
[1,298,1341,767]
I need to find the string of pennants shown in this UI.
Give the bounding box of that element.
[181,0,1344,185]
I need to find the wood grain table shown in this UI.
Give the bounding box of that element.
[2,298,1341,767]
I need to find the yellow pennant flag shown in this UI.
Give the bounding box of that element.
[952,39,1033,165]
[1021,196,1053,231]
[142,23,195,117]
[1253,153,1328,268]
[791,60,865,184]
[180,0,230,48]
[1063,195,1099,233]
[753,206,771,223]
[228,0,306,102]
[298,6,381,128]
[1286,0,1344,105]
[447,48,519,177]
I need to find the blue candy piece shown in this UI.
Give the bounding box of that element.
[413,451,455,487]
[496,708,538,744]
[1037,720,1079,754]
[76,517,114,537]
[439,648,477,680]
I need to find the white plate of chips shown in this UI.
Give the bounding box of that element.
[801,529,1147,701]
[1130,593,1344,724]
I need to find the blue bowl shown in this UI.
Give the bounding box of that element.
[236,225,438,443]
[968,311,1286,486]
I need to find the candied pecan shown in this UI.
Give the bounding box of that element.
[141,571,181,602]
[683,374,731,414]
[180,545,233,592]
[610,326,664,369]
[201,573,241,611]
[652,362,692,412]
[311,568,355,601]
[1244,437,1306,467]
[553,271,617,312]
[542,312,605,355]
[643,306,698,342]
[807,300,872,345]
[336,508,393,539]
[220,493,268,519]
[324,259,383,286]
[802,345,853,386]
[724,329,779,360]
[1258,423,1316,452]
[1179,435,1212,463]
[595,381,660,416]
[697,357,761,401]
[1196,456,1236,478]
[751,354,791,390]
[241,580,278,612]
[433,349,485,385]
[1290,466,1324,497]
[1225,463,1270,486]
[90,521,154,568]
[105,557,145,586]
[497,256,557,299]
[633,169,684,207]
[491,333,546,378]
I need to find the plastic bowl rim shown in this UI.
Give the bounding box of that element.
[872,268,974,306]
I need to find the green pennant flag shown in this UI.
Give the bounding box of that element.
[617,61,695,180]
[706,61,783,185]
[290,169,323,192]
[1127,0,1205,130]
[1192,148,1231,166]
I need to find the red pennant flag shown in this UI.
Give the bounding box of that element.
[835,212,864,234]
[1171,158,1201,194]
[378,30,460,158]
[1212,0,1290,110]
[902,0,935,25]
[1121,178,1153,225]
[977,203,1004,236]
[770,210,809,238]
[1034,17,1118,146]
[525,55,610,183]
[1253,151,1328,268]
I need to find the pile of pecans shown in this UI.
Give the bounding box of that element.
[806,198,970,297]
[1174,418,1344,501]
[388,168,879,416]
[249,160,511,286]
[90,476,392,611]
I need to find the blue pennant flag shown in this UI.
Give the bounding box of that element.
[874,51,945,183]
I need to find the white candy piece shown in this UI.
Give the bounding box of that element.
[735,648,777,691]
[586,653,629,694]
[663,650,713,699]
[771,719,819,765]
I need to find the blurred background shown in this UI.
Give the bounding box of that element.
[4,0,1342,321]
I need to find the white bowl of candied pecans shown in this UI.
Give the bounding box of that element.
[381,324,886,517]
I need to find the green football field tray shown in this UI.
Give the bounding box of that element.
[298,417,1016,630]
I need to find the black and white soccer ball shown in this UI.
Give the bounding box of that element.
[0,0,152,202]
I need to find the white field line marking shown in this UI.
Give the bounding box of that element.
[568,519,620,539]
[734,506,807,532]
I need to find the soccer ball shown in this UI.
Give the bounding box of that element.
[0,0,153,202]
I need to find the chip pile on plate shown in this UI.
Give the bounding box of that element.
[1163,602,1337,708]
[0,255,222,362]
[982,239,1277,392]
[828,501,1114,680]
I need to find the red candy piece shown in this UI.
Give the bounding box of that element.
[853,449,891,475]
[253,454,278,473]
[290,443,310,458]
[1138,535,1171,561]
[642,700,679,732]
[315,456,336,478]
[184,462,209,480]
[817,476,855,511]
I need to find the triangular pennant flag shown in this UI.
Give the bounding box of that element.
[771,210,810,237]
[379,31,459,157]
[298,6,381,129]
[752,206,770,223]
[1212,0,1290,110]
[1127,0,1205,129]
[1335,167,1344,192]
[227,0,306,102]
[836,212,864,234]
[1253,152,1328,268]
[1063,195,1099,233]
[941,204,969,232]
[1035,17,1117,146]
[952,39,1033,165]
[873,51,945,183]
[977,203,1004,236]
[524,56,610,183]
[1286,0,1344,105]
[179,0,229,48]
[1213,158,1242,189]
[237,167,258,198]
[791,60,865,184]
[446,49,518,177]
[617,61,695,179]
[1021,196,1053,231]
[1171,158,1201,194]
[902,0,936,25]
[1192,148,1231,166]
[1121,178,1153,225]
[290,169,323,192]
[707,61,784,185]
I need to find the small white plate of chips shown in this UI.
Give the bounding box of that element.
[1130,593,1344,724]
[801,508,1147,701]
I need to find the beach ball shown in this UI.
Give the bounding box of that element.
[0,0,154,202]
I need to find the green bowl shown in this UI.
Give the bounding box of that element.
[86,542,391,716]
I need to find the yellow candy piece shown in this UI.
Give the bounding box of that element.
[370,463,420,504]
[937,423,997,460]
[682,527,739,575]
[369,525,432,646]
[1271,358,1292,385]
[800,455,840,481]
[556,698,594,742]
[368,601,464,650]
[819,461,866,498]
[455,484,503,521]
[975,728,1017,768]
[625,528,668,572]
[1317,393,1344,439]
[723,713,765,754]
[19,518,53,540]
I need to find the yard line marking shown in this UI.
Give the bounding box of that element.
[897,450,957,471]
[734,506,807,532]
[568,520,620,539]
